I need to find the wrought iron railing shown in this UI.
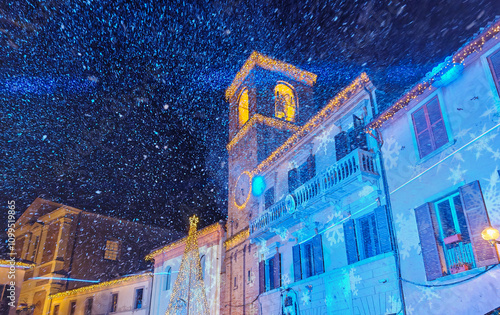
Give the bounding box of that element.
[444,242,476,274]
[250,148,378,235]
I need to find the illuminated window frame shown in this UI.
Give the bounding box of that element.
[274,81,297,123]
[104,240,120,261]
[238,88,249,127]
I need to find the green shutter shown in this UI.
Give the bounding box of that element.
[414,203,444,281]
[459,181,499,268]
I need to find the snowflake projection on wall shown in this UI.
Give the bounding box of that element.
[483,168,500,225]
[417,287,441,307]
[358,185,375,198]
[314,124,339,155]
[385,294,402,314]
[281,273,292,288]
[343,267,361,296]
[269,226,289,241]
[252,238,269,262]
[394,212,420,259]
[381,136,400,170]
[325,225,345,245]
[406,303,415,315]
[447,163,467,185]
[466,125,498,160]
[300,290,311,306]
[325,293,335,308]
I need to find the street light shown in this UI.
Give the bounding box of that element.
[481,227,500,245]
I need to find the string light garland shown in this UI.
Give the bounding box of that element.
[0,260,34,269]
[48,273,152,300]
[145,223,222,261]
[368,19,500,129]
[224,228,250,250]
[165,215,209,315]
[249,73,370,175]
[225,51,317,101]
[227,114,300,151]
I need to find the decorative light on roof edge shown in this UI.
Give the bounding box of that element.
[225,51,318,101]
[368,20,500,130]
[224,228,250,250]
[48,273,152,299]
[0,260,34,269]
[227,114,300,151]
[250,73,370,176]
[145,222,222,261]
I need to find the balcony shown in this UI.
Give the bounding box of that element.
[250,148,379,238]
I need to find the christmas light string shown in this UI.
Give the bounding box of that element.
[224,228,250,250]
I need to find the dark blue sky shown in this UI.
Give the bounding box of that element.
[1,0,499,238]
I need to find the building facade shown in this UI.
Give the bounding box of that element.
[369,19,500,314]
[0,259,33,315]
[13,198,181,315]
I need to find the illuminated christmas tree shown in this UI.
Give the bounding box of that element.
[165,215,209,315]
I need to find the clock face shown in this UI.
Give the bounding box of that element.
[234,171,251,208]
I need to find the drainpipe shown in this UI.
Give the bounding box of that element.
[368,127,407,315]
[242,245,246,315]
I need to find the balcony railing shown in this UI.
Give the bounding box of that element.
[250,148,378,236]
[444,242,476,274]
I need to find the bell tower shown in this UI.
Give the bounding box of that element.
[221,51,316,315]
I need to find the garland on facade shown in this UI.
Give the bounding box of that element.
[0,260,34,268]
[224,228,250,250]
[165,216,209,315]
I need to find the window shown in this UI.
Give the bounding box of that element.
[69,301,76,315]
[110,293,118,313]
[53,305,59,315]
[415,181,499,281]
[200,254,206,280]
[259,253,281,293]
[135,288,143,309]
[292,234,324,282]
[238,88,249,127]
[104,240,120,261]
[344,206,392,264]
[288,155,315,193]
[411,97,448,158]
[487,47,500,96]
[334,115,367,161]
[164,267,172,291]
[84,298,92,315]
[31,236,39,262]
[274,82,297,122]
[264,187,275,209]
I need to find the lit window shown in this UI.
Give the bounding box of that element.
[238,88,249,127]
[110,293,118,313]
[488,47,500,96]
[164,267,171,291]
[135,288,143,309]
[274,82,297,122]
[104,240,120,261]
[411,97,448,158]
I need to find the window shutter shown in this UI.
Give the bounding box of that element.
[335,131,349,161]
[343,219,359,264]
[259,260,265,294]
[414,203,444,281]
[307,154,316,180]
[375,206,393,254]
[288,168,299,193]
[312,234,325,275]
[292,244,302,282]
[273,253,281,289]
[349,126,368,152]
[459,181,499,268]
[488,48,500,88]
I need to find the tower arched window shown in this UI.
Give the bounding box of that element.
[165,266,171,291]
[274,82,297,122]
[238,88,249,127]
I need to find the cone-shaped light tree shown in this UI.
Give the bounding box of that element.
[165,215,209,315]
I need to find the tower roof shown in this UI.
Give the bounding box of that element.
[225,51,317,101]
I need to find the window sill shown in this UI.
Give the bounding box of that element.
[432,266,487,284]
[417,139,455,165]
[350,251,394,268]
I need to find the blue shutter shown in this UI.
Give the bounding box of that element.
[273,253,281,289]
[343,219,359,264]
[375,206,393,254]
[259,260,265,294]
[459,181,499,268]
[292,244,302,282]
[302,243,312,278]
[414,203,444,281]
[312,234,324,275]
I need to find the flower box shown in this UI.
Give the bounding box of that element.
[444,234,462,245]
[450,264,470,274]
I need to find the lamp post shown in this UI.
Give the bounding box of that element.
[481,227,500,246]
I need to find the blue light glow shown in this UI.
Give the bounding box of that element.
[30,277,100,283]
[433,64,464,87]
[252,176,266,196]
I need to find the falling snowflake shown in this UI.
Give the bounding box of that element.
[326,225,344,245]
[447,163,467,185]
[315,124,339,155]
[381,137,400,170]
[300,291,310,306]
[386,294,401,314]
[394,212,420,259]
